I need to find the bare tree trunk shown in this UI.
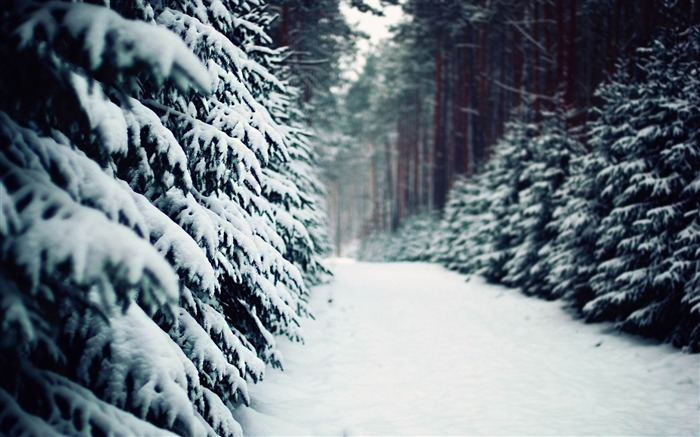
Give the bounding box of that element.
[433,36,448,210]
[567,0,577,108]
[397,118,408,221]
[462,27,472,174]
[332,183,341,257]
[512,11,524,111]
[385,139,398,232]
[371,145,381,232]
[533,0,541,122]
[281,4,290,47]
[410,92,421,214]
[477,15,490,164]
[556,0,566,95]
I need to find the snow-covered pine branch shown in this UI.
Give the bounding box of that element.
[16,1,211,95]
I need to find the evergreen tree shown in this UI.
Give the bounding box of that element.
[502,105,584,297]
[433,26,700,351]
[433,111,538,280]
[359,213,438,262]
[267,0,356,114]
[479,115,538,284]
[433,176,485,272]
[582,27,700,349]
[243,9,332,287]
[0,0,328,434]
[544,138,608,309]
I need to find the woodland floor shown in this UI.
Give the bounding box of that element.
[233,260,699,436]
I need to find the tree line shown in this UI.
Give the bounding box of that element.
[354,1,700,351]
[334,0,699,242]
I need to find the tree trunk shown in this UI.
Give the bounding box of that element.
[411,92,421,214]
[333,183,341,257]
[281,4,290,47]
[433,36,447,210]
[533,0,541,122]
[512,11,524,110]
[567,0,577,108]
[385,139,398,232]
[461,28,472,174]
[370,145,380,232]
[556,0,566,95]
[477,16,490,165]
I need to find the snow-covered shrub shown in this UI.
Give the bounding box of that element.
[262,76,333,287]
[543,140,608,309]
[358,231,393,262]
[433,106,582,290]
[483,119,539,284]
[359,213,439,262]
[0,0,329,434]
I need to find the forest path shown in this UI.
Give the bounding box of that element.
[233,260,699,436]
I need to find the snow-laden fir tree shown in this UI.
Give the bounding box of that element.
[154,0,312,355]
[359,213,438,262]
[432,172,498,275]
[543,136,609,309]
[580,27,700,349]
[258,64,332,287]
[501,104,584,297]
[477,115,538,284]
[0,0,328,434]
[433,176,484,272]
[432,110,538,280]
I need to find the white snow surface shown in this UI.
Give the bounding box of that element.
[234,260,699,436]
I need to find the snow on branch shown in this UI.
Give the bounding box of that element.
[16,2,211,94]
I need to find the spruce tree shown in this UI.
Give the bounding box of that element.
[503,105,584,297]
[479,116,538,284]
[434,177,481,271]
[582,27,700,349]
[544,140,609,309]
[0,0,327,434]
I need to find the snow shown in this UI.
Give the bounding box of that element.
[6,164,178,308]
[234,260,699,436]
[123,98,193,190]
[77,305,211,436]
[71,73,129,155]
[18,2,211,94]
[0,370,181,437]
[131,191,217,296]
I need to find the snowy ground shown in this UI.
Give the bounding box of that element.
[234,260,699,436]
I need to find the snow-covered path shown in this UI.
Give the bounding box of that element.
[234,260,699,436]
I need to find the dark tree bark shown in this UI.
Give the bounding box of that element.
[433,36,448,210]
[567,0,577,108]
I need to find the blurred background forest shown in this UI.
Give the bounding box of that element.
[277,0,700,350]
[273,0,698,250]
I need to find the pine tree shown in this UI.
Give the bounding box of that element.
[433,176,482,271]
[433,111,539,281]
[260,57,332,287]
[544,140,608,309]
[0,0,327,434]
[502,104,584,297]
[478,115,538,284]
[582,27,700,349]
